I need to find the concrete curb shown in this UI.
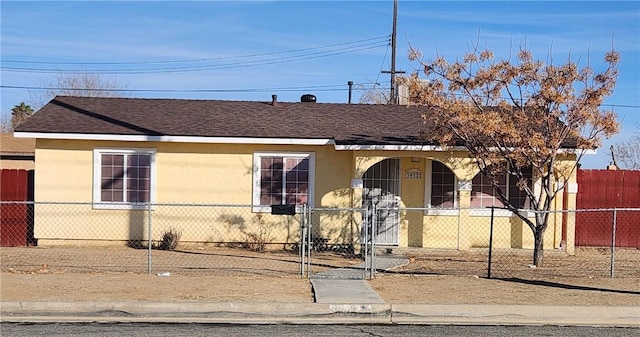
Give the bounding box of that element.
[391,304,640,327]
[1,302,391,324]
[2,302,639,326]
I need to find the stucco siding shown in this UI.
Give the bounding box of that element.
[33,139,357,245]
[31,139,577,252]
[36,140,94,202]
[33,204,149,244]
[422,215,460,249]
[466,213,558,250]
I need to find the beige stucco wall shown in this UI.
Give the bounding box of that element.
[33,139,577,253]
[34,139,355,246]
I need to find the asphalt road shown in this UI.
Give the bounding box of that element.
[2,323,639,337]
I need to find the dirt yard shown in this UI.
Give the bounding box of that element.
[1,246,638,306]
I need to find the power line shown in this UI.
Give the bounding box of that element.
[1,44,386,74]
[1,39,389,75]
[2,36,390,66]
[0,83,377,93]
[603,104,640,109]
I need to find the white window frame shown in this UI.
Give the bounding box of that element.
[424,159,459,216]
[252,152,315,213]
[92,148,157,210]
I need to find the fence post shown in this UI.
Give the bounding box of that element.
[147,201,153,274]
[611,208,617,278]
[300,204,306,277]
[369,203,377,280]
[306,205,312,278]
[363,205,369,279]
[487,207,495,279]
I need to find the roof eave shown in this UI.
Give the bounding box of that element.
[334,144,459,151]
[13,131,594,154]
[13,132,335,146]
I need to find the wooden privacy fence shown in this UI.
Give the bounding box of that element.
[0,169,34,246]
[575,169,640,248]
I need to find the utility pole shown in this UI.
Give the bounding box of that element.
[382,0,404,104]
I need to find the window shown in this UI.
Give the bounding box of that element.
[508,172,532,209]
[471,171,507,208]
[429,161,457,208]
[471,165,532,209]
[253,152,314,212]
[93,149,155,209]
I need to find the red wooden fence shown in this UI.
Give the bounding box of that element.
[0,169,34,246]
[575,169,640,248]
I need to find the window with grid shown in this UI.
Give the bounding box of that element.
[253,153,314,211]
[430,161,457,208]
[93,149,155,208]
[508,168,532,209]
[470,165,532,209]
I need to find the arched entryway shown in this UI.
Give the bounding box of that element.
[362,158,400,245]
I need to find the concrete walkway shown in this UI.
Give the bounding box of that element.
[310,253,409,304]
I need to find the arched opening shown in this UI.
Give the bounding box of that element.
[362,158,400,245]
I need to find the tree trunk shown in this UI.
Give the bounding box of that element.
[532,229,544,267]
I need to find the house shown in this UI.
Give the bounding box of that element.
[13,95,579,253]
[1,133,36,246]
[1,133,35,170]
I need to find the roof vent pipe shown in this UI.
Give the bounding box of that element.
[348,81,353,104]
[271,94,277,106]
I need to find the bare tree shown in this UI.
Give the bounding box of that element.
[357,81,390,104]
[30,71,128,110]
[408,44,620,266]
[613,128,640,169]
[1,116,12,133]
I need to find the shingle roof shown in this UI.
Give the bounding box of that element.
[14,96,435,145]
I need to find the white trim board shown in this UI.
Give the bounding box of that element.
[14,132,596,154]
[14,132,333,145]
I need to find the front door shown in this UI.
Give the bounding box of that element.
[362,158,400,245]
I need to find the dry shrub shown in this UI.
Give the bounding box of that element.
[158,227,183,250]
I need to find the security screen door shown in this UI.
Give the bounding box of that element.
[362,158,400,245]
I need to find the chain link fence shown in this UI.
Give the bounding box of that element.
[1,202,304,276]
[1,201,638,279]
[485,208,639,279]
[377,207,640,279]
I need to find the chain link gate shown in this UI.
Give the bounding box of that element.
[299,205,378,279]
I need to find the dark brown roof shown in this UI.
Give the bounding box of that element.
[14,96,435,146]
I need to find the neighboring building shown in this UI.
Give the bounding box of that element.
[13,95,579,252]
[1,133,36,247]
[0,133,35,170]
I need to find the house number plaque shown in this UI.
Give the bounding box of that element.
[405,168,422,179]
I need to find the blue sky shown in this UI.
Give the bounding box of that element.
[1,1,639,169]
